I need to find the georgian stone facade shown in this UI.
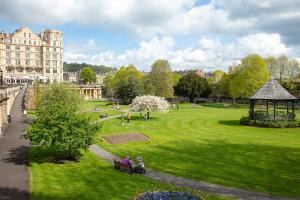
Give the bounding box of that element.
[0,27,63,84]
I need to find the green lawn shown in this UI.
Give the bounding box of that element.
[29,147,232,200]
[79,100,127,121]
[98,104,300,197]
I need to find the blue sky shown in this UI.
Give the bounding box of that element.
[1,0,299,71]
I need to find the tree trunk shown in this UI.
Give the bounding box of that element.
[147,111,150,119]
[189,97,194,103]
[232,98,236,106]
[68,146,72,159]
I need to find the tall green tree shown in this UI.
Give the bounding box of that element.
[116,74,144,104]
[229,54,269,100]
[209,70,225,99]
[24,84,100,159]
[35,79,41,108]
[107,64,144,104]
[80,67,96,84]
[174,72,210,102]
[148,59,174,98]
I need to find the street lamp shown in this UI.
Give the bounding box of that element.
[0,69,3,86]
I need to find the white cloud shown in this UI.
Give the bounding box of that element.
[64,33,290,71]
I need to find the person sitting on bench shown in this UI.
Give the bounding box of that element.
[121,156,132,167]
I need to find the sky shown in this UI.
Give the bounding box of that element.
[0,0,300,71]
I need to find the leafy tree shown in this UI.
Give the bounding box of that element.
[24,84,100,159]
[265,56,277,78]
[209,70,225,99]
[229,54,269,100]
[103,72,116,98]
[129,95,169,119]
[174,72,210,102]
[277,55,289,83]
[172,72,181,86]
[116,74,144,104]
[80,67,96,84]
[106,64,144,104]
[35,79,41,108]
[148,59,174,98]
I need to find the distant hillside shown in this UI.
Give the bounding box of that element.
[63,62,116,73]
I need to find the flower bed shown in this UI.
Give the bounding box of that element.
[136,191,202,200]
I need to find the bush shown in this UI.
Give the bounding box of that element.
[240,116,300,128]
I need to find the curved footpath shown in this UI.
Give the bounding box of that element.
[0,87,29,200]
[89,145,298,200]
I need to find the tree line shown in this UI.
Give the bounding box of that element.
[101,54,300,104]
[63,62,116,73]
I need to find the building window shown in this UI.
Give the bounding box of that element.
[16,52,20,58]
[29,33,31,38]
[35,53,40,59]
[53,60,57,66]
[24,32,26,37]
[45,60,50,66]
[24,40,26,44]
[45,54,50,59]
[6,45,10,50]
[53,54,57,59]
[16,59,20,65]
[46,68,50,73]
[46,47,49,52]
[25,46,30,51]
[25,60,30,65]
[16,46,20,50]
[35,60,40,66]
[35,47,40,51]
[53,68,57,73]
[6,52,11,57]
[34,41,36,45]
[6,59,11,65]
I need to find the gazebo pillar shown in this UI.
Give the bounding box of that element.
[292,100,295,117]
[266,100,269,116]
[273,100,276,120]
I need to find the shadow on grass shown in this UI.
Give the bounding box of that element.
[0,187,29,200]
[218,120,242,127]
[113,139,300,197]
[29,148,169,200]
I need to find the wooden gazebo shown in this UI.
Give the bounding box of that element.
[249,79,297,121]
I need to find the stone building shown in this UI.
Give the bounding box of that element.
[0,27,63,84]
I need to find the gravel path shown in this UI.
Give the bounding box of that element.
[89,144,299,200]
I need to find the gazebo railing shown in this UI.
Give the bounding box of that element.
[252,110,295,121]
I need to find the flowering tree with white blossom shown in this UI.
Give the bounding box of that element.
[129,95,170,119]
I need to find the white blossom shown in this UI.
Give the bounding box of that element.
[129,95,169,113]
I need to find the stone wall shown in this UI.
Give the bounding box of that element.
[0,86,21,136]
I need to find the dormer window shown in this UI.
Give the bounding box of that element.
[24,32,26,37]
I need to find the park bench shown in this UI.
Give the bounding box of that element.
[113,159,133,174]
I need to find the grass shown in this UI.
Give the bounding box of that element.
[79,100,127,121]
[29,147,232,200]
[98,104,300,197]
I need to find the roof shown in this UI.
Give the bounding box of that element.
[250,79,297,100]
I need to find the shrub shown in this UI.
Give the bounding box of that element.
[240,116,300,128]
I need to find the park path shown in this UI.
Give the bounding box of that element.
[89,144,299,200]
[0,87,29,200]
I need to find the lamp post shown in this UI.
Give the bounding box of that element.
[0,69,3,86]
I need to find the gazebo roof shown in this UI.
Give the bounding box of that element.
[250,79,297,100]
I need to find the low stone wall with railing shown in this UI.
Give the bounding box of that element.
[0,85,22,136]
